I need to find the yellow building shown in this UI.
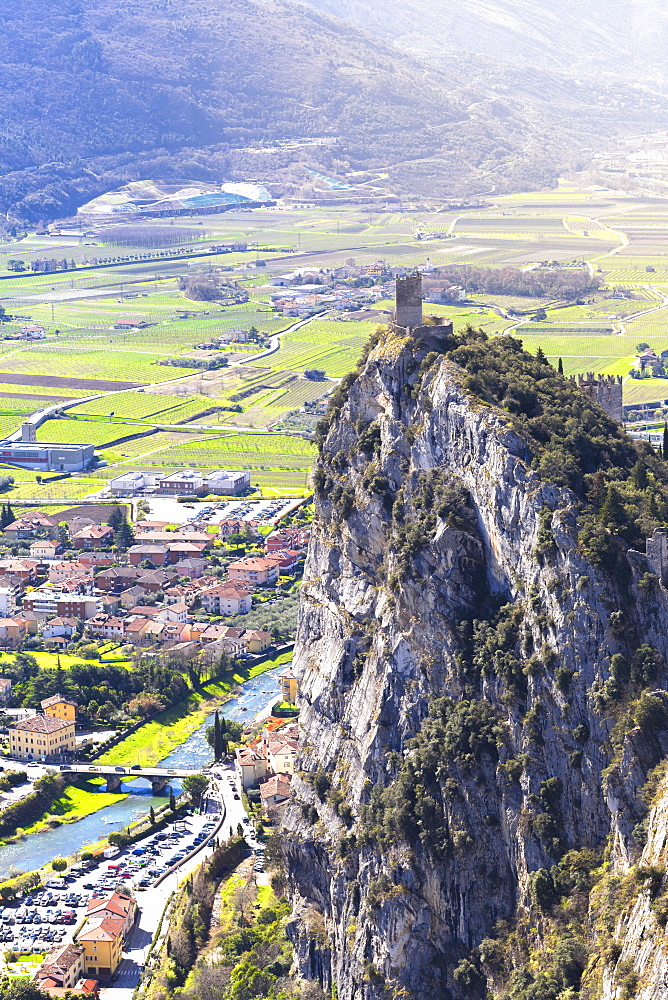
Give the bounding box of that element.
[9,714,75,761]
[77,915,124,978]
[41,693,78,722]
[279,666,297,704]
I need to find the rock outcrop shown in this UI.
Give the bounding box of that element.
[282,329,668,999]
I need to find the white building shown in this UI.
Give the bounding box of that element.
[205,469,251,495]
[109,471,156,495]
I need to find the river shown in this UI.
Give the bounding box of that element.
[0,665,285,878]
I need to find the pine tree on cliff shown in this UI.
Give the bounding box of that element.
[535,345,547,364]
[599,485,626,528]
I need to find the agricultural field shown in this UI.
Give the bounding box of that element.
[5,183,668,498]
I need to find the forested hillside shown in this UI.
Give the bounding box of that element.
[1,0,668,220]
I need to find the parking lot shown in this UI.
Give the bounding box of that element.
[0,812,220,956]
[144,496,302,526]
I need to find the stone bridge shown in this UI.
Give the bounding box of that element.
[62,763,200,795]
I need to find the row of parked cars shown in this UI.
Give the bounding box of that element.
[0,886,90,949]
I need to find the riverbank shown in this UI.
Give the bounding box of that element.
[0,783,127,846]
[98,651,293,767]
[0,658,291,876]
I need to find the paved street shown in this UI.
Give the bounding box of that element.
[100,763,252,1000]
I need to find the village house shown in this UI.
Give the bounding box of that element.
[0,584,18,617]
[42,617,78,641]
[128,544,169,567]
[85,615,126,641]
[236,745,268,789]
[170,557,208,579]
[48,561,93,587]
[259,773,292,809]
[0,617,26,646]
[159,601,188,623]
[119,585,148,608]
[86,892,136,937]
[135,568,180,592]
[0,677,12,703]
[30,539,59,561]
[0,558,39,582]
[228,556,279,586]
[71,524,114,549]
[42,693,77,722]
[35,942,87,992]
[280,665,297,703]
[95,567,141,592]
[4,513,58,541]
[265,732,298,775]
[200,583,253,615]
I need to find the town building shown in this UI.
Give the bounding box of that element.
[109,471,156,495]
[9,714,76,760]
[77,914,125,978]
[205,469,251,495]
[157,470,203,494]
[41,693,78,722]
[22,591,101,620]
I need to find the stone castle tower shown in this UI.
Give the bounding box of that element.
[393,273,454,349]
[395,273,424,329]
[570,373,623,422]
[646,527,668,584]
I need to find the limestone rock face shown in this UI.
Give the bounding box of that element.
[282,334,668,999]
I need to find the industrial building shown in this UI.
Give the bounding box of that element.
[0,441,95,472]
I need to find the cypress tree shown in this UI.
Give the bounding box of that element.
[213,711,223,760]
[558,357,564,376]
[631,459,648,491]
[663,421,668,458]
[150,806,155,825]
[169,789,176,812]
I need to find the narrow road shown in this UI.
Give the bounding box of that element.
[100,766,252,1000]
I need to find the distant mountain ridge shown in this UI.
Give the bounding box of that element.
[300,0,668,81]
[0,0,667,220]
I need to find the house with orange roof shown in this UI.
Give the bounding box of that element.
[77,915,125,978]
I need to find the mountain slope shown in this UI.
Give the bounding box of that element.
[300,0,668,81]
[2,0,668,220]
[282,327,668,998]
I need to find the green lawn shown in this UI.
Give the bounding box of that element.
[97,696,210,767]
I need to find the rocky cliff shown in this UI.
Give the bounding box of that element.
[282,326,668,1000]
